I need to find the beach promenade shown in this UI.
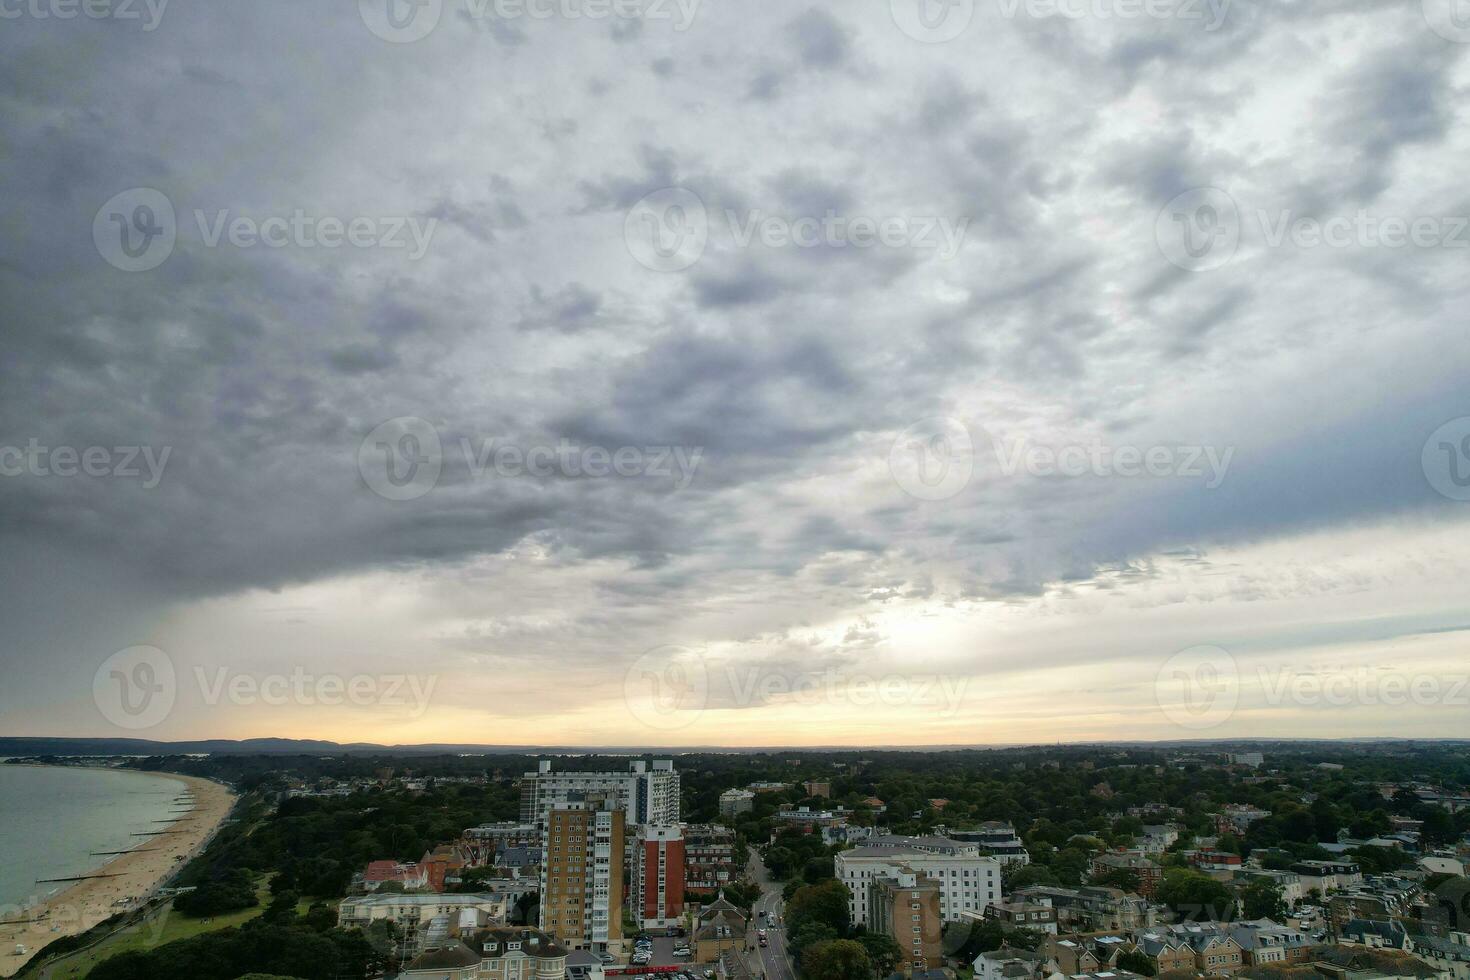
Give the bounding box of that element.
[0,772,236,978]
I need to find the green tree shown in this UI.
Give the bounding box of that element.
[1093,867,1143,893]
[1156,868,1234,921]
[790,921,840,957]
[786,879,851,937]
[1117,950,1158,976]
[1008,864,1061,890]
[801,939,873,980]
[857,933,902,978]
[1241,878,1287,921]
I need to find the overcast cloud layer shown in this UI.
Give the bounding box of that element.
[2,0,1469,746]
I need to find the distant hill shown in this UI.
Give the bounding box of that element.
[0,736,541,756]
[1,735,1467,758]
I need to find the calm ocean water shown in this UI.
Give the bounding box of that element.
[0,766,187,910]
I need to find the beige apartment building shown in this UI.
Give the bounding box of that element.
[540,795,625,953]
[869,867,944,976]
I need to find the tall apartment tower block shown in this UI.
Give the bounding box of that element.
[521,759,680,828]
[540,795,625,952]
[633,824,686,929]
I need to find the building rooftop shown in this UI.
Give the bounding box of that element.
[404,941,481,971]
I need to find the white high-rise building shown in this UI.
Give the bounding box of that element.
[519,759,680,829]
[836,835,1001,925]
[718,788,755,818]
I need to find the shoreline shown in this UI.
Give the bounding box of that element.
[0,766,237,978]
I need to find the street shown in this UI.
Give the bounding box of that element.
[748,852,797,980]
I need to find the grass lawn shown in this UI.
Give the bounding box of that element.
[38,876,338,979]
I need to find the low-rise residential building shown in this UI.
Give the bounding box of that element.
[1042,935,1100,975]
[463,823,541,865]
[693,894,748,964]
[1140,825,1181,855]
[973,946,1046,980]
[1091,852,1164,896]
[1412,936,1470,980]
[772,805,849,829]
[363,859,431,892]
[685,824,739,894]
[1133,930,1198,974]
[802,780,832,798]
[1013,886,1162,933]
[823,823,877,847]
[715,950,758,980]
[1129,804,1184,821]
[1153,923,1247,974]
[982,900,1059,935]
[1189,850,1246,872]
[1294,860,1365,895]
[337,892,507,946]
[1218,805,1273,836]
[565,950,604,980]
[1420,856,1465,877]
[1330,877,1425,929]
[941,822,1032,866]
[1239,869,1304,906]
[1341,918,1412,951]
[1227,919,1321,965]
[1039,933,1148,976]
[400,927,569,980]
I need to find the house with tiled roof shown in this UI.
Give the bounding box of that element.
[1341,919,1412,951]
[363,858,430,892]
[1152,923,1246,974]
[1410,936,1470,980]
[401,941,483,980]
[716,949,758,980]
[1133,929,1196,975]
[1042,936,1100,975]
[975,945,1046,980]
[695,893,748,964]
[1226,919,1321,966]
[401,927,568,980]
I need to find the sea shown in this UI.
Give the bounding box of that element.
[0,765,188,912]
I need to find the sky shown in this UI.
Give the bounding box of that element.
[1,0,1469,748]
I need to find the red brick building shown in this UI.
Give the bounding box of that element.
[636,824,686,928]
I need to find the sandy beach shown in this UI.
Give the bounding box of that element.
[0,771,236,977]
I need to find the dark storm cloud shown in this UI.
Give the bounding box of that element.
[0,0,1468,731]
